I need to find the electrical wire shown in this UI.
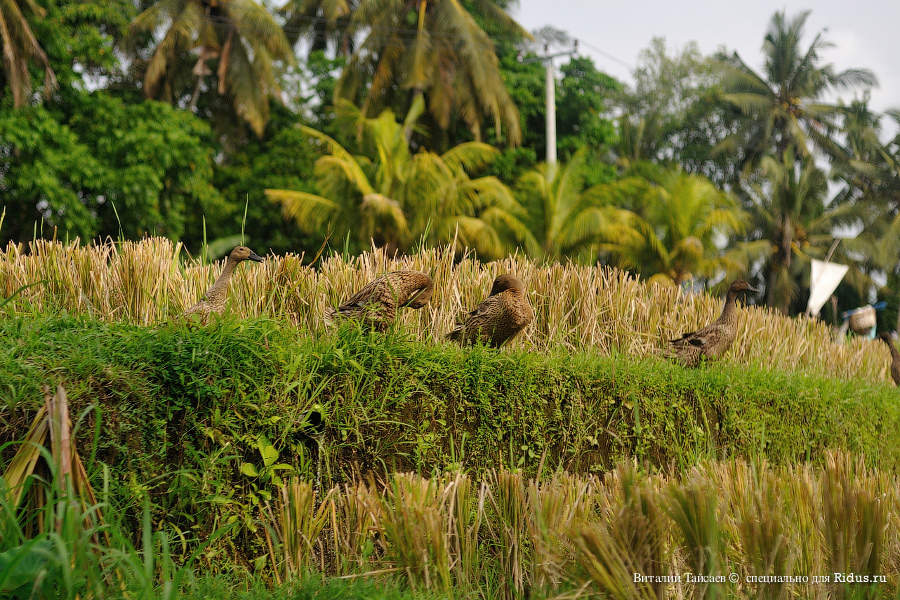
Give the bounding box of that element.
[574,38,633,71]
[195,12,636,73]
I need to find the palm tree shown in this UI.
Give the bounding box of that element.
[336,0,527,145]
[743,151,861,312]
[0,0,57,106]
[835,104,900,314]
[405,143,529,258]
[831,99,900,215]
[616,39,715,169]
[513,151,631,264]
[614,114,666,170]
[599,168,748,286]
[265,99,526,258]
[280,0,356,53]
[129,0,292,136]
[718,10,876,171]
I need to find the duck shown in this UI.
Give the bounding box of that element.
[668,279,757,367]
[446,274,534,348]
[326,270,433,331]
[183,246,264,321]
[878,333,900,386]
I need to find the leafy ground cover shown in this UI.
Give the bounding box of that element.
[1,314,898,572]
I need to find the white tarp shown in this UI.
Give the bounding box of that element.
[807,259,849,317]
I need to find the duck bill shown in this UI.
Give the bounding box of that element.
[249,253,264,263]
[747,286,760,294]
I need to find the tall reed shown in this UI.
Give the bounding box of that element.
[260,453,899,599]
[0,238,890,382]
[263,478,332,583]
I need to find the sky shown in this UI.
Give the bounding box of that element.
[512,0,900,117]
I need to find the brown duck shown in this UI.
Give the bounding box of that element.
[447,274,534,348]
[326,270,433,331]
[879,333,900,386]
[669,279,757,367]
[183,246,264,321]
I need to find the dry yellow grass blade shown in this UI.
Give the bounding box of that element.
[1,385,105,539]
[254,458,899,597]
[2,404,49,510]
[0,238,890,381]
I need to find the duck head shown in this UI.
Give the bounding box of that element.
[404,276,434,309]
[727,279,758,297]
[228,246,265,263]
[490,274,525,295]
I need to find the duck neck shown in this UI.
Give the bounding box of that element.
[883,338,900,361]
[719,291,739,323]
[500,288,523,304]
[211,258,238,291]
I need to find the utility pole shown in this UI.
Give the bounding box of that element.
[544,53,557,167]
[522,40,578,174]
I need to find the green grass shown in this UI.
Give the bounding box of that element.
[3,314,898,469]
[2,314,899,574]
[181,576,448,600]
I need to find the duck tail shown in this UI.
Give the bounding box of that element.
[668,332,689,345]
[659,335,685,362]
[658,342,677,359]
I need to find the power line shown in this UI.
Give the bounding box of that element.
[196,12,636,74]
[574,38,634,71]
[199,12,518,42]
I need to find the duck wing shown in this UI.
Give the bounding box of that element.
[447,295,502,342]
[338,279,385,310]
[670,322,724,350]
[328,278,397,330]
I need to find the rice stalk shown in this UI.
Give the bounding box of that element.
[526,471,593,591]
[486,469,527,598]
[821,452,887,600]
[0,238,889,382]
[666,473,725,600]
[572,466,665,599]
[264,478,333,581]
[376,472,452,591]
[327,479,379,576]
[445,471,486,591]
[724,460,796,600]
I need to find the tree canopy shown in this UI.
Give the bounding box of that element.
[1,2,897,320]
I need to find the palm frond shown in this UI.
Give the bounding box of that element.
[441,142,498,175]
[831,68,878,90]
[265,189,342,234]
[227,0,293,61]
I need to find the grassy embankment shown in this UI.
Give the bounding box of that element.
[2,239,899,597]
[2,315,899,581]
